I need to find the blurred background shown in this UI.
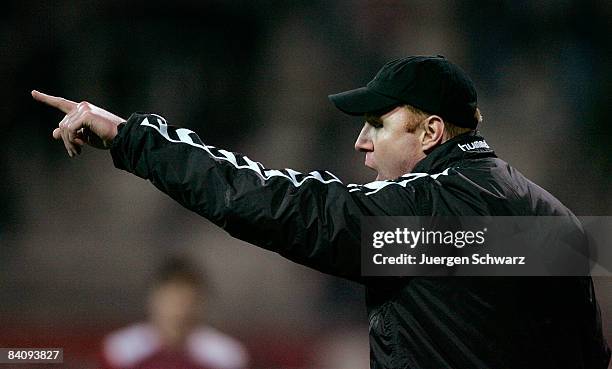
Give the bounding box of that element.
[1,0,611,368]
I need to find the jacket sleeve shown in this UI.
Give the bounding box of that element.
[110,113,422,281]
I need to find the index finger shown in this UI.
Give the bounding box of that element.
[31,90,77,114]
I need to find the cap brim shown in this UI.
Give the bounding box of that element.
[328,87,400,116]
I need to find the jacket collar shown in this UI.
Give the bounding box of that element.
[411,130,496,174]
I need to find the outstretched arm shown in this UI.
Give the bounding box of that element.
[33,92,421,281]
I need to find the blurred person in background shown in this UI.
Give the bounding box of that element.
[33,54,609,369]
[101,256,249,369]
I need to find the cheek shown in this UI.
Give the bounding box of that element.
[401,133,421,152]
[373,131,419,163]
[390,137,421,169]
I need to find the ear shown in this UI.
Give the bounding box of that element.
[421,115,445,152]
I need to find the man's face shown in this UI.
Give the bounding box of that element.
[149,280,201,347]
[354,106,426,181]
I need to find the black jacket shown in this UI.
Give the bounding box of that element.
[111,113,610,369]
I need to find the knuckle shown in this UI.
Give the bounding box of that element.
[78,101,91,110]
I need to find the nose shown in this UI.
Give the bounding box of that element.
[355,123,373,152]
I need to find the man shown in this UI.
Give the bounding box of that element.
[101,256,249,369]
[33,55,610,368]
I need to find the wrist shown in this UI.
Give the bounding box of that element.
[103,122,124,149]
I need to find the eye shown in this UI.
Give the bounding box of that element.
[368,120,383,129]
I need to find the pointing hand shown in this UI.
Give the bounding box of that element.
[32,90,126,156]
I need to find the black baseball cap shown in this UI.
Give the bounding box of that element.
[328,55,478,128]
